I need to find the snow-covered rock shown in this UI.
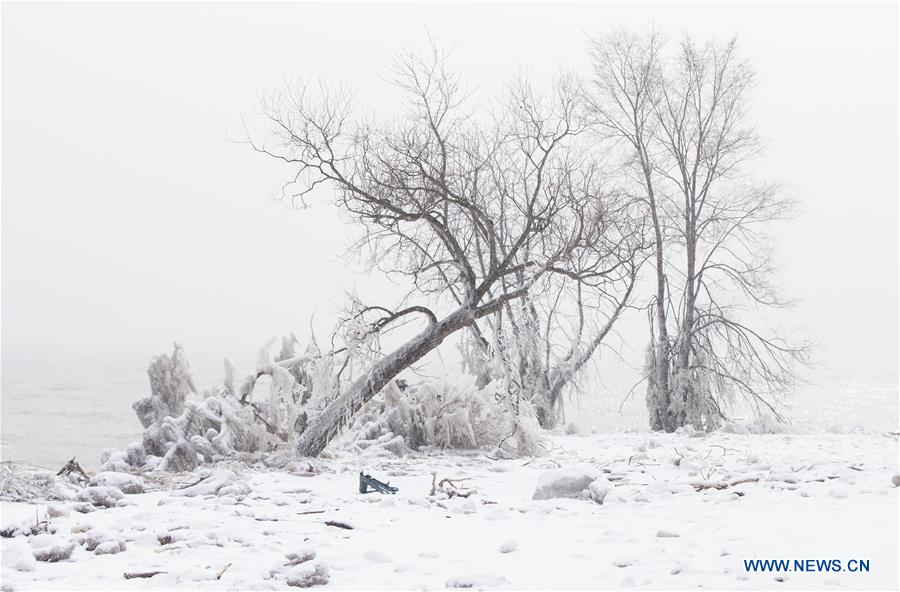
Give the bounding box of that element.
[29,535,75,562]
[499,539,517,553]
[94,540,126,555]
[532,466,601,500]
[76,486,124,508]
[89,472,144,494]
[657,530,681,538]
[0,519,39,539]
[46,504,69,518]
[286,547,317,565]
[80,529,125,552]
[286,561,329,587]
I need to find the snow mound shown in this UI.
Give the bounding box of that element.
[532,466,601,500]
[2,540,37,572]
[589,477,612,504]
[173,470,250,498]
[446,574,509,588]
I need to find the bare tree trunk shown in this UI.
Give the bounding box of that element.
[642,157,675,432]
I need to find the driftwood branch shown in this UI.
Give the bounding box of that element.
[124,571,166,580]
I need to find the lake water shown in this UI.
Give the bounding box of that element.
[1,349,897,471]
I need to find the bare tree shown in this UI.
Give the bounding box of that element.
[252,47,640,455]
[588,30,809,432]
[459,244,642,429]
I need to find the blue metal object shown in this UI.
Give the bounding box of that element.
[359,471,398,494]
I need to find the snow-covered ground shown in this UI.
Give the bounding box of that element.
[2,431,897,590]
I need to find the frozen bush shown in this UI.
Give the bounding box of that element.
[720,412,794,435]
[337,376,543,456]
[0,463,80,503]
[133,344,196,428]
[158,440,199,473]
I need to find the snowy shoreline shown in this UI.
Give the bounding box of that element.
[2,431,898,591]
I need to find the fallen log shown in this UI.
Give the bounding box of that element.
[692,478,759,491]
[124,571,166,579]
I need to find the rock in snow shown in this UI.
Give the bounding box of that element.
[81,529,126,552]
[94,540,126,555]
[285,548,317,565]
[76,486,124,508]
[29,535,75,562]
[657,530,681,538]
[891,474,900,487]
[286,561,329,587]
[532,466,601,500]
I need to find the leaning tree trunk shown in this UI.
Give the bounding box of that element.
[295,305,488,457]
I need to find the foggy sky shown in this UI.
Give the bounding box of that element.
[2,1,897,380]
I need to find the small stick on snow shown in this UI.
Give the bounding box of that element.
[693,478,759,492]
[176,474,211,490]
[216,563,232,580]
[325,520,353,530]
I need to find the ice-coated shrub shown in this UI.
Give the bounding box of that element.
[336,376,543,457]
